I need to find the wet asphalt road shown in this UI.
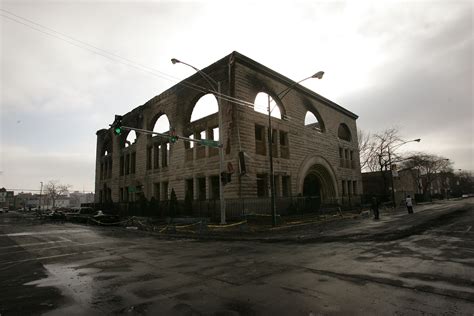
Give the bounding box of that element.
[1,200,473,315]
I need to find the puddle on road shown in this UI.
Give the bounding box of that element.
[24,263,102,315]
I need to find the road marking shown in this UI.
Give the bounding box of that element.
[0,240,115,256]
[0,248,114,266]
[0,240,71,250]
[3,229,90,237]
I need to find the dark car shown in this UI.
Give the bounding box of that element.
[91,210,121,226]
[66,207,96,223]
[46,210,66,221]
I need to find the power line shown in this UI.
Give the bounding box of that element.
[0,9,259,111]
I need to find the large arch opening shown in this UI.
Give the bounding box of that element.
[303,173,322,212]
[298,156,338,211]
[191,94,218,122]
[153,114,170,135]
[254,92,282,119]
[301,164,337,211]
[304,110,325,132]
[303,174,321,197]
[125,130,137,148]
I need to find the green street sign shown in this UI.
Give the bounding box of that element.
[128,186,136,193]
[200,139,220,148]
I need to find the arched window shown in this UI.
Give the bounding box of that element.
[125,130,137,147]
[153,114,170,135]
[304,111,324,132]
[254,92,282,119]
[338,123,352,142]
[191,94,218,122]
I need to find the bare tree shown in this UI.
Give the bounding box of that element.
[402,153,452,200]
[359,128,403,173]
[44,180,71,208]
[357,129,374,171]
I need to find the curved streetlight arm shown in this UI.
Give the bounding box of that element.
[171,58,218,92]
[277,71,324,100]
[390,138,421,152]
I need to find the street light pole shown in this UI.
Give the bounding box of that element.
[39,181,43,210]
[171,58,226,224]
[388,138,421,208]
[267,71,325,227]
[267,94,276,226]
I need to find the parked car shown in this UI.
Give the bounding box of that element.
[92,210,121,225]
[46,210,66,221]
[66,207,96,223]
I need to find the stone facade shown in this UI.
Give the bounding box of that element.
[95,52,362,209]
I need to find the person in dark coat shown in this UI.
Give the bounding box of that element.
[371,196,380,220]
[406,195,414,214]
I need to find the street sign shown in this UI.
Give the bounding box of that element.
[200,139,220,148]
[128,186,136,193]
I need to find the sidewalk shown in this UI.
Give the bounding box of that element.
[135,200,466,243]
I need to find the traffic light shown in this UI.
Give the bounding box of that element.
[110,115,123,136]
[169,128,178,143]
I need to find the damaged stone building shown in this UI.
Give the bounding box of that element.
[95,51,362,216]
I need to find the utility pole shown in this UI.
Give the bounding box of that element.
[39,181,43,210]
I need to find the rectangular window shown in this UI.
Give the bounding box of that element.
[108,158,112,178]
[197,177,206,200]
[257,174,268,197]
[210,176,220,200]
[342,180,346,196]
[185,179,194,200]
[349,150,355,169]
[282,176,291,197]
[153,183,160,200]
[280,131,289,159]
[154,144,160,169]
[131,152,136,174]
[120,155,124,176]
[162,181,169,201]
[255,124,266,156]
[353,181,357,195]
[271,129,278,158]
[339,148,344,168]
[146,146,152,170]
[344,149,350,168]
[347,180,352,196]
[125,154,130,175]
[196,131,206,159]
[124,187,129,202]
[208,127,219,157]
[161,143,168,167]
[119,188,124,202]
[274,175,281,197]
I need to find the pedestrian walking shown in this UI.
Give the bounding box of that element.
[371,196,380,220]
[406,195,414,214]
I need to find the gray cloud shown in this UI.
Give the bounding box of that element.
[1,0,472,192]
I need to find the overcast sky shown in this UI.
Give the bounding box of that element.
[1,0,472,193]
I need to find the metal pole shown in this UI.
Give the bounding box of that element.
[268,95,276,226]
[39,181,43,210]
[389,148,396,208]
[218,81,226,224]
